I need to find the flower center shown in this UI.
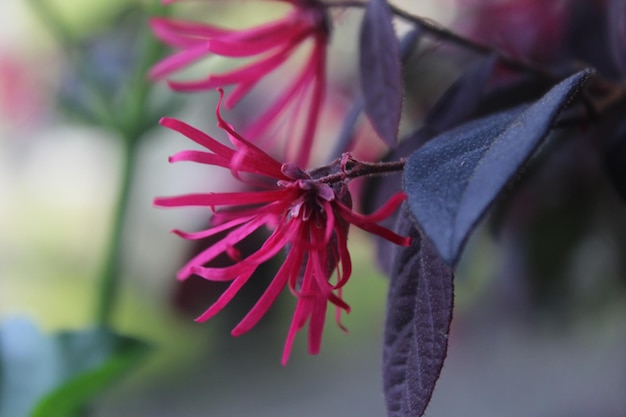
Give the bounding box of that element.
[284,179,335,222]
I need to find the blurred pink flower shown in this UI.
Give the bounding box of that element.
[155,90,411,364]
[0,54,45,128]
[150,0,329,167]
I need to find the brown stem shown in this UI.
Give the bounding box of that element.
[554,82,626,128]
[317,156,406,184]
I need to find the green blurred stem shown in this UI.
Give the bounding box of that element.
[95,139,138,327]
[28,0,167,327]
[95,1,166,328]
[25,0,116,127]
[121,2,167,138]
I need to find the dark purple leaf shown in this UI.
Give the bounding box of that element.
[475,74,554,117]
[365,57,493,274]
[383,208,454,417]
[608,0,626,77]
[403,70,592,267]
[359,0,402,147]
[424,56,497,132]
[399,27,422,61]
[331,29,420,159]
[365,128,435,275]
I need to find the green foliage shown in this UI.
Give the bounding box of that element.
[0,319,151,417]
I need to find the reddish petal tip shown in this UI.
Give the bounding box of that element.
[176,267,192,281]
[153,197,168,207]
[230,328,245,337]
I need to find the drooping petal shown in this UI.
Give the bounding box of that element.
[151,17,236,40]
[320,199,335,246]
[282,254,316,365]
[149,43,210,79]
[194,269,256,322]
[214,89,290,179]
[335,193,412,246]
[154,189,288,208]
[308,232,350,311]
[168,150,231,168]
[307,293,328,355]
[231,244,305,335]
[331,221,352,290]
[292,35,327,167]
[173,40,301,105]
[160,117,234,158]
[191,219,297,280]
[177,215,270,280]
[243,40,322,144]
[150,18,227,48]
[151,2,330,167]
[171,214,256,240]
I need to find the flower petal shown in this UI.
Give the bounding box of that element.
[154,189,288,208]
[149,43,209,79]
[160,117,234,158]
[231,244,305,335]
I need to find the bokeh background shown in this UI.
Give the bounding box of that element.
[1,0,625,416]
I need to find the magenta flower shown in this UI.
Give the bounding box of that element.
[149,0,329,167]
[155,91,411,364]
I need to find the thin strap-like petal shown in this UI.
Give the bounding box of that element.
[177,216,269,280]
[151,17,235,41]
[171,214,256,240]
[149,43,209,79]
[331,223,352,290]
[293,35,327,167]
[343,192,408,223]
[214,89,288,180]
[192,221,294,280]
[154,189,288,208]
[335,193,412,246]
[231,245,305,335]
[160,117,234,157]
[168,150,231,168]
[194,270,256,322]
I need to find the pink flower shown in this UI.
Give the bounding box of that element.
[0,53,45,128]
[155,91,411,364]
[149,0,329,167]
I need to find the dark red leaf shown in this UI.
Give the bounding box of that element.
[424,56,497,132]
[383,209,454,417]
[365,57,492,274]
[403,70,592,267]
[608,0,626,77]
[359,0,402,147]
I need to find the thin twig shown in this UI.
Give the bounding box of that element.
[327,0,558,80]
[318,157,406,184]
